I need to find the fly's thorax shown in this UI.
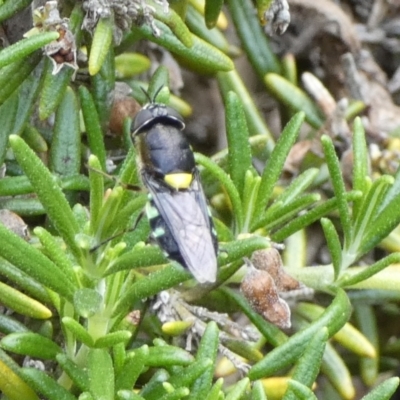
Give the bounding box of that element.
[143,172,218,283]
[139,124,195,175]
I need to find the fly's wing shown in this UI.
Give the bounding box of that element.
[144,174,217,283]
[191,169,218,253]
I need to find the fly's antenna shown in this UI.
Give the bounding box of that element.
[140,85,166,105]
[141,86,152,103]
[152,85,164,102]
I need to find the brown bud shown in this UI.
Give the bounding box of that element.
[109,97,141,135]
[251,248,300,291]
[126,310,141,326]
[0,210,30,240]
[64,52,74,62]
[241,263,291,329]
[52,53,64,64]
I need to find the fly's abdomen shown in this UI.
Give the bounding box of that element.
[146,199,186,267]
[144,180,218,284]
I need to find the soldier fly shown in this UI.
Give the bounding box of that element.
[131,92,218,283]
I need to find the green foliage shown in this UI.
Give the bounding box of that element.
[0,2,399,400]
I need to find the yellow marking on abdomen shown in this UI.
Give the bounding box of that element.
[164,173,193,189]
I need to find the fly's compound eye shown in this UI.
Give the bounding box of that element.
[132,103,185,135]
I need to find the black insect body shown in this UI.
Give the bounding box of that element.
[132,102,218,283]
